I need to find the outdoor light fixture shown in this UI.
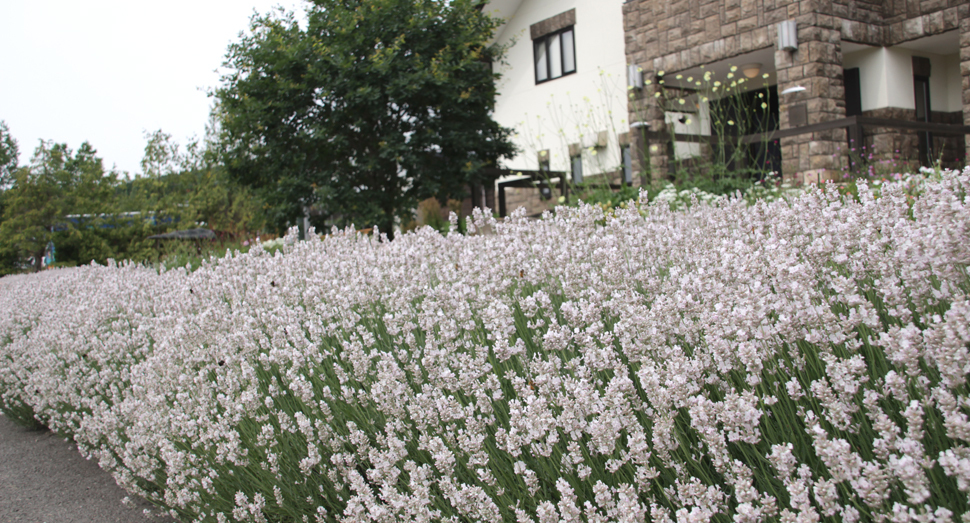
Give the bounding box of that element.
[539,183,552,200]
[627,64,644,90]
[780,85,806,95]
[741,63,762,78]
[630,121,650,128]
[778,20,798,51]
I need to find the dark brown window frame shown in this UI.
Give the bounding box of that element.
[534,26,577,84]
[912,55,932,166]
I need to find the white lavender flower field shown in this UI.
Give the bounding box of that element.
[2,170,970,523]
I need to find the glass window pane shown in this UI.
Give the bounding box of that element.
[562,29,575,74]
[549,34,562,79]
[914,78,930,121]
[534,40,548,82]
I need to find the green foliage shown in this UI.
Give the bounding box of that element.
[151,237,261,273]
[52,216,159,269]
[216,0,516,238]
[0,124,267,275]
[121,130,266,238]
[0,393,45,429]
[0,121,20,271]
[0,120,18,190]
[0,141,117,273]
[571,182,641,210]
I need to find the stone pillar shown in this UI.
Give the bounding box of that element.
[646,75,671,186]
[623,0,668,188]
[962,15,970,165]
[775,11,847,184]
[624,77,668,187]
[624,0,645,186]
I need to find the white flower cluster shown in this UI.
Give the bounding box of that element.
[2,169,970,523]
[650,181,807,211]
[258,238,286,251]
[651,184,725,209]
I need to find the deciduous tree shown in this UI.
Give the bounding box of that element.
[0,121,18,190]
[0,141,116,272]
[216,0,515,238]
[121,128,266,238]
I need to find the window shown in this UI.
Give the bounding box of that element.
[914,74,932,166]
[844,67,861,117]
[913,56,932,166]
[535,27,576,84]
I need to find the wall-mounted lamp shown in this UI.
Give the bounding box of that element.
[627,64,644,90]
[741,63,762,79]
[777,20,798,51]
[538,183,552,200]
[630,121,650,129]
[780,86,806,95]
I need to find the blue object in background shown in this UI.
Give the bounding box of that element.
[43,241,56,267]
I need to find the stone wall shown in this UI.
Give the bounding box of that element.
[502,187,556,217]
[775,10,846,182]
[834,1,966,45]
[624,0,779,75]
[829,1,885,26]
[850,108,965,175]
[963,16,970,162]
[623,0,970,183]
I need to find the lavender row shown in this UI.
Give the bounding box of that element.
[1,170,969,523]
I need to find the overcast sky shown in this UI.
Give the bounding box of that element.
[1,1,304,177]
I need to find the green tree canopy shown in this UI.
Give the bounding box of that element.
[216,0,515,238]
[0,141,116,271]
[120,128,266,237]
[0,125,267,275]
[0,121,18,190]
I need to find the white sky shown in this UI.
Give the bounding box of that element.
[0,1,304,177]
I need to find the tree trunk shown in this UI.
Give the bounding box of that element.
[381,209,395,241]
[32,247,45,272]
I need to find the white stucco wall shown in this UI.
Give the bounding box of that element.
[843,43,962,114]
[486,0,628,176]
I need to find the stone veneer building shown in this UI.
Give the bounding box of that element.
[622,0,970,184]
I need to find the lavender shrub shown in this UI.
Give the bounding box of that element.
[1,169,970,523]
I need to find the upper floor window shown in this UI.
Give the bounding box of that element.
[531,9,576,84]
[535,28,576,83]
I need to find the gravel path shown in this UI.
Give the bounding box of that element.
[0,414,178,523]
